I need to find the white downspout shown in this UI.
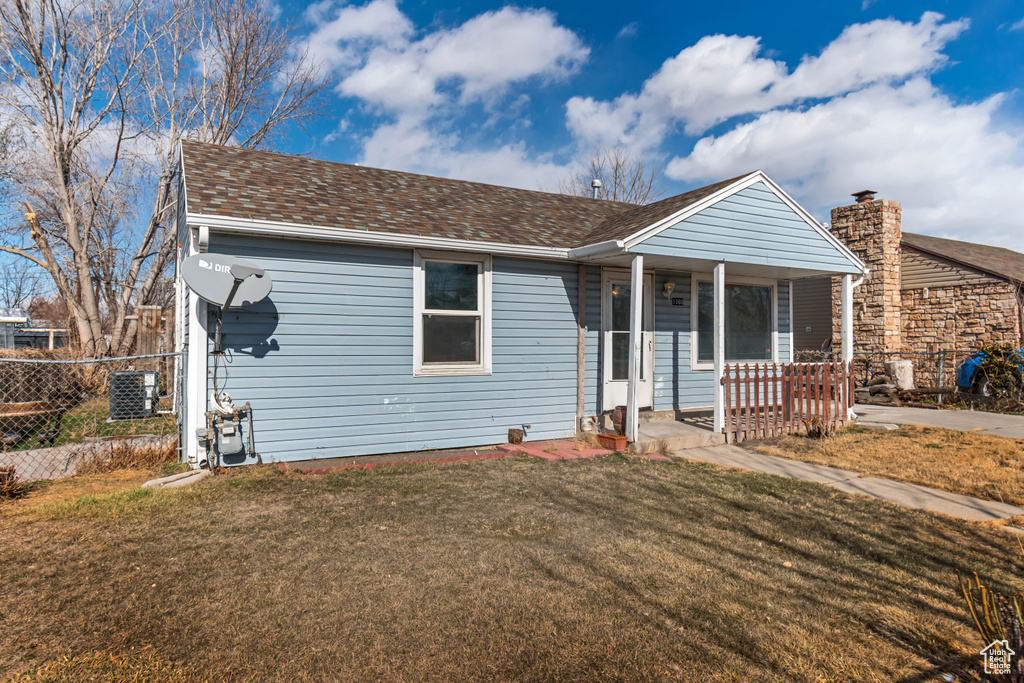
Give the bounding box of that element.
[842,270,868,419]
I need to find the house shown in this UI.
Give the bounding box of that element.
[0,308,29,349]
[792,191,1024,363]
[175,142,865,466]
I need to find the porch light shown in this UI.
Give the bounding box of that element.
[662,281,676,298]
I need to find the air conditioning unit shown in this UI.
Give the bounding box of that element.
[109,371,159,420]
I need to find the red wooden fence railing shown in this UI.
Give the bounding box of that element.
[721,361,855,442]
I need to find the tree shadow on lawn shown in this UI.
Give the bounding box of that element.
[1,455,1019,682]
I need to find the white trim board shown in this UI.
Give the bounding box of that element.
[187,213,571,261]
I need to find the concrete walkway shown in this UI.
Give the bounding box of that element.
[856,404,1024,439]
[675,444,1024,521]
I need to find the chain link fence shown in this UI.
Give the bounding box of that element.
[0,353,179,482]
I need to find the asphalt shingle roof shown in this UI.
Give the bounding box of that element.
[180,141,756,250]
[902,232,1024,285]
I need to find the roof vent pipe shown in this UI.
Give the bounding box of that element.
[591,178,602,199]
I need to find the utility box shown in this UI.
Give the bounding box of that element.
[109,371,159,420]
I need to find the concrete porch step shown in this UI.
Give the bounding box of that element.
[634,421,724,452]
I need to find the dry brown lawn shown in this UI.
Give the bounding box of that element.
[748,425,1024,507]
[2,454,1022,682]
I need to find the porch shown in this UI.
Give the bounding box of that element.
[577,256,863,444]
[571,176,868,444]
[634,411,724,452]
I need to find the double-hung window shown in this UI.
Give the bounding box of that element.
[693,278,776,369]
[414,251,492,376]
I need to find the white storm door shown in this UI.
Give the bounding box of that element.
[602,271,654,409]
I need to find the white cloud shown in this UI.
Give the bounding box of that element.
[665,80,1024,251]
[617,22,639,39]
[422,7,587,101]
[304,1,587,187]
[769,12,967,103]
[305,2,588,113]
[1009,17,1024,31]
[360,117,571,190]
[302,0,413,72]
[566,12,967,147]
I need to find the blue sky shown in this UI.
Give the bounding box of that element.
[283,0,1024,250]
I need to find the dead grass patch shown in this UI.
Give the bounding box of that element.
[1,456,1020,681]
[749,425,1024,506]
[75,439,179,476]
[7,648,205,682]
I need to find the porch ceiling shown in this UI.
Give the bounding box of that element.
[578,252,854,280]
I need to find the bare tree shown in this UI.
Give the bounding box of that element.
[557,147,664,205]
[0,257,45,309]
[0,0,326,356]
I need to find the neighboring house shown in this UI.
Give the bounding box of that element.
[175,142,865,466]
[0,308,29,349]
[793,191,1024,359]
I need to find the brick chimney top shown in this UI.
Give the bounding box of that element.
[852,190,877,203]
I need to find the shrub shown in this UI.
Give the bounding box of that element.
[0,464,31,500]
[977,343,1024,400]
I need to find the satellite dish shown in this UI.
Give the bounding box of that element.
[181,254,272,309]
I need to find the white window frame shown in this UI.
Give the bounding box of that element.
[413,250,492,377]
[690,273,778,371]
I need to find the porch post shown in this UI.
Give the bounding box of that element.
[841,273,856,420]
[626,253,643,443]
[713,262,726,433]
[840,274,853,363]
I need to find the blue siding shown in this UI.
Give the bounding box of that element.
[206,235,579,463]
[652,272,710,410]
[778,280,791,361]
[633,183,860,273]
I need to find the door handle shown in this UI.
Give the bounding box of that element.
[648,339,653,352]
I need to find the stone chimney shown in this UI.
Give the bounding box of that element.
[831,191,902,359]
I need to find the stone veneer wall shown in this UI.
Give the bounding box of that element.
[829,198,902,358]
[902,281,1021,351]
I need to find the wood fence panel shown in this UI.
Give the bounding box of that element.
[721,361,854,443]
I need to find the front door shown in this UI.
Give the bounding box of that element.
[602,271,654,409]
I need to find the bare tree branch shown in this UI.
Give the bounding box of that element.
[0,0,327,356]
[555,147,664,205]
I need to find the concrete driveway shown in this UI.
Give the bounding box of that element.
[856,404,1024,439]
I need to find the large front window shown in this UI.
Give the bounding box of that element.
[414,252,491,375]
[696,281,774,364]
